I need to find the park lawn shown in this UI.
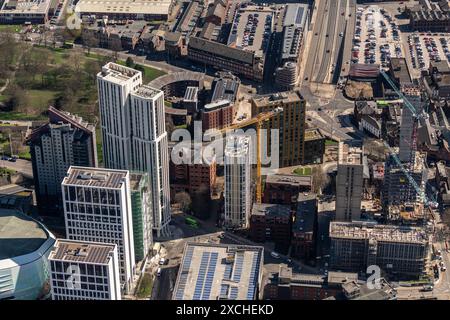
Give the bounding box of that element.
[0,112,46,121]
[0,94,9,103]
[27,89,57,112]
[293,167,312,176]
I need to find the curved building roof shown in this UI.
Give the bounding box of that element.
[0,209,49,260]
[148,71,205,90]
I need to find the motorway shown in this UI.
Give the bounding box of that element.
[303,0,353,85]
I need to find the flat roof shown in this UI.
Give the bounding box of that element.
[330,221,429,244]
[338,143,363,166]
[265,174,312,187]
[305,128,324,141]
[225,135,251,158]
[76,0,171,16]
[130,172,146,191]
[184,86,198,102]
[281,3,308,60]
[252,91,304,108]
[98,62,141,84]
[0,0,51,15]
[131,84,161,99]
[390,58,412,85]
[173,243,263,300]
[227,5,274,58]
[49,239,116,265]
[252,203,291,217]
[0,209,49,259]
[211,76,240,104]
[63,166,128,189]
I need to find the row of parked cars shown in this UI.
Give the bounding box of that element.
[49,1,64,25]
[353,6,401,66]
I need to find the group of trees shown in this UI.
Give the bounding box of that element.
[174,186,217,220]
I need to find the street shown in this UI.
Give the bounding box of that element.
[0,158,32,178]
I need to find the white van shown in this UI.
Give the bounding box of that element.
[270,251,280,259]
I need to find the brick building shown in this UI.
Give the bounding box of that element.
[263,174,312,206]
[291,193,317,261]
[249,203,292,252]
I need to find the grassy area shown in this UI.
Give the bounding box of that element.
[0,167,16,175]
[0,25,21,33]
[136,273,153,299]
[293,167,312,176]
[27,89,58,111]
[0,112,46,121]
[175,124,187,129]
[325,139,338,146]
[18,149,31,160]
[96,128,103,165]
[116,59,166,83]
[164,101,173,108]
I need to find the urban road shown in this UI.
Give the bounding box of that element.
[303,0,354,84]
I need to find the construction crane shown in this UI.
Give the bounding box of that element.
[219,107,283,204]
[380,70,438,207]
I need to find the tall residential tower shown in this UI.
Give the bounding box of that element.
[224,134,252,228]
[97,62,171,236]
[27,107,97,214]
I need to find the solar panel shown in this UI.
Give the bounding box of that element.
[174,246,194,299]
[201,252,218,300]
[246,252,260,299]
[232,252,244,282]
[193,252,210,300]
[229,286,239,300]
[295,7,305,25]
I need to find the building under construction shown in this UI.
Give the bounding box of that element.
[329,221,430,278]
[382,150,427,207]
[386,202,431,226]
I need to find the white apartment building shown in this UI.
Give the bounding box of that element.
[130,86,171,236]
[97,62,171,236]
[224,134,252,228]
[62,166,135,293]
[97,62,141,170]
[49,239,121,300]
[335,143,364,222]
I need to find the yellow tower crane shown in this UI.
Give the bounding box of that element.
[219,107,283,204]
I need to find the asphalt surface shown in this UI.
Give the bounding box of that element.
[304,0,350,84]
[0,159,33,178]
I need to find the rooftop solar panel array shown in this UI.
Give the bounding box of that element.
[295,6,305,25]
[229,286,239,300]
[246,252,260,299]
[174,246,194,299]
[193,252,210,300]
[232,252,244,282]
[201,252,218,299]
